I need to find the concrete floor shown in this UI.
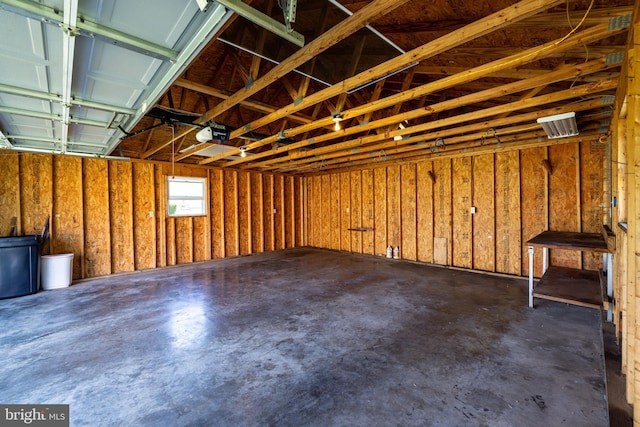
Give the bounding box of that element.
[1,248,608,426]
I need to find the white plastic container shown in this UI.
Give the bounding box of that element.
[41,253,74,290]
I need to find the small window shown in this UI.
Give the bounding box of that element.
[167,176,207,217]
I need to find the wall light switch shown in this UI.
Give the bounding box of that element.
[470,207,476,214]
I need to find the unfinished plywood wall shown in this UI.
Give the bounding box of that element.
[305,139,606,277]
[52,156,84,279]
[611,10,639,416]
[0,152,302,280]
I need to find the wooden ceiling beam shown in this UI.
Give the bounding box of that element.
[224,23,622,168]
[255,78,616,171]
[310,130,602,174]
[197,0,412,125]
[288,122,612,172]
[174,79,316,126]
[297,77,311,100]
[228,49,252,85]
[237,0,567,136]
[371,6,632,34]
[412,65,619,82]
[138,119,160,158]
[362,81,385,124]
[327,23,623,124]
[199,0,566,165]
[275,99,609,173]
[439,45,624,60]
[281,78,299,101]
[391,68,416,116]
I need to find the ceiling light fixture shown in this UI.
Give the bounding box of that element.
[537,112,578,139]
[332,113,343,131]
[240,147,247,157]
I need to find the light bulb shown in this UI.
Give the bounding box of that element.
[332,113,343,131]
[240,148,247,158]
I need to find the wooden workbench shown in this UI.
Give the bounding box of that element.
[526,230,613,317]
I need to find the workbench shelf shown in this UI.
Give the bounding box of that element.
[526,229,614,319]
[532,265,602,309]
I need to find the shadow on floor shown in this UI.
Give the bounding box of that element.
[604,319,633,426]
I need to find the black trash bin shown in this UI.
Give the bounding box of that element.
[0,235,40,299]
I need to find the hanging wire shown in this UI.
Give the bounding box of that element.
[171,124,175,179]
[566,0,591,89]
[475,0,594,79]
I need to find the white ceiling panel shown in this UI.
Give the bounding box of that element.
[0,0,233,156]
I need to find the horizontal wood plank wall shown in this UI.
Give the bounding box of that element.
[0,152,301,280]
[304,140,605,277]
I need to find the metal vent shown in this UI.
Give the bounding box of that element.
[608,14,631,31]
[605,51,624,65]
[601,95,616,105]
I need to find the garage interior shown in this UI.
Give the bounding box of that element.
[0,0,639,425]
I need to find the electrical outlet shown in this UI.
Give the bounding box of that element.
[470,207,476,214]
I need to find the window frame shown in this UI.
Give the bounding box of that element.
[166,176,208,217]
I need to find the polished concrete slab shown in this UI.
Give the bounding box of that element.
[1,248,608,426]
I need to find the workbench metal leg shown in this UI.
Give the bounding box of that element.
[605,253,613,322]
[542,247,548,275]
[528,246,534,308]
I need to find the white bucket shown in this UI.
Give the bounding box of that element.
[41,253,74,290]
